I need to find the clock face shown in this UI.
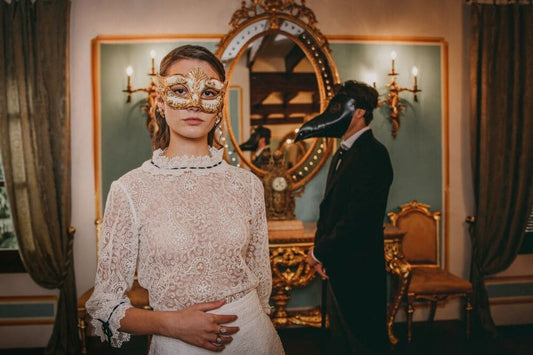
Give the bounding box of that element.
[272,176,288,192]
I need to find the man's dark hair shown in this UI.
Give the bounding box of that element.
[336,80,379,125]
[256,125,271,145]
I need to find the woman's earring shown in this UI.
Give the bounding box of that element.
[215,113,222,126]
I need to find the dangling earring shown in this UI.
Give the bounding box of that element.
[217,122,224,142]
[214,112,222,126]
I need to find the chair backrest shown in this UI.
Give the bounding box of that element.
[388,200,441,266]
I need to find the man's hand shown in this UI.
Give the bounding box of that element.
[306,247,328,279]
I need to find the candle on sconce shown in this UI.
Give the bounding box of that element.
[126,66,133,90]
[412,66,418,89]
[150,50,156,75]
[391,51,397,74]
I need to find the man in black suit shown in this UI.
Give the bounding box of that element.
[295,80,393,354]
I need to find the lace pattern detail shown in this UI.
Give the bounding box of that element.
[145,147,225,176]
[91,301,131,348]
[86,153,272,347]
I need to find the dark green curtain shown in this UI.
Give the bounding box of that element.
[469,2,533,337]
[0,0,79,354]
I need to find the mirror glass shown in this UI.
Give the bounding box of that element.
[236,33,319,170]
[217,12,338,190]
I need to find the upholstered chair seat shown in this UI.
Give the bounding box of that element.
[409,267,473,295]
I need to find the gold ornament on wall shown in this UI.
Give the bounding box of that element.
[375,51,421,138]
[122,50,158,137]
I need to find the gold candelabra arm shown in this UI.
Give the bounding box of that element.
[378,81,421,138]
[122,82,158,136]
[122,53,159,137]
[376,56,422,138]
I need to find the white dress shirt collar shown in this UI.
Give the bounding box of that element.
[340,126,371,150]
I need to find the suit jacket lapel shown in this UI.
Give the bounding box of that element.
[323,130,373,199]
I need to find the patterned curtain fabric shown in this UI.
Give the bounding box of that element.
[469,2,533,336]
[0,0,79,353]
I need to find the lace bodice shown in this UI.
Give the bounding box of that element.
[86,148,272,347]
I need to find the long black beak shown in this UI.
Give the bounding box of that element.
[239,133,259,151]
[294,94,356,142]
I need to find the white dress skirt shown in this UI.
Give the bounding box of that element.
[148,290,285,354]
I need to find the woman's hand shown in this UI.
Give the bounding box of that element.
[159,299,240,352]
[122,299,239,352]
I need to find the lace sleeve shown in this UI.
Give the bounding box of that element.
[246,174,273,314]
[85,180,140,348]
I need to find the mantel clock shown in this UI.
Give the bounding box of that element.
[263,150,302,220]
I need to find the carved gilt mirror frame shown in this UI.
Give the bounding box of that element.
[215,0,339,191]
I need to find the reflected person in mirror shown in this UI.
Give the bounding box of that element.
[296,81,393,354]
[86,45,284,354]
[239,125,272,168]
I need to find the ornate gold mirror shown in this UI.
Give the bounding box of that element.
[215,0,339,193]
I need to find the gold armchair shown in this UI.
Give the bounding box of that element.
[388,200,472,343]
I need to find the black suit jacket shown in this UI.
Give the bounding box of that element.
[314,129,393,351]
[253,147,271,168]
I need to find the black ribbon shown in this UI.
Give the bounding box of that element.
[97,301,126,344]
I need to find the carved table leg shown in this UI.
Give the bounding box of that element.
[269,243,318,327]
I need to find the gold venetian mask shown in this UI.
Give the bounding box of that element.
[157,67,226,113]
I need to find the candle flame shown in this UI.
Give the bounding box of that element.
[150,50,156,59]
[126,66,133,76]
[391,51,397,60]
[412,66,418,76]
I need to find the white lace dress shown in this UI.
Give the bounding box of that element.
[86,147,284,354]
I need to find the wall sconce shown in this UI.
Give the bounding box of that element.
[122,50,158,136]
[375,51,421,138]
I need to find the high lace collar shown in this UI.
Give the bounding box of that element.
[142,147,226,176]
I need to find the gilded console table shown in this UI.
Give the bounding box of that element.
[268,220,322,328]
[383,225,410,345]
[267,221,409,341]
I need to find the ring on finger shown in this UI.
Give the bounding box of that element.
[219,326,227,334]
[215,336,222,345]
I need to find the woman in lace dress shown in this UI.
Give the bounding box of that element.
[86,45,284,354]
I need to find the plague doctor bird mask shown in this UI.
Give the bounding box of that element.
[294,93,357,142]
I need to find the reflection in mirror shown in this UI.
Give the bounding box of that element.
[216,0,339,191]
[241,34,320,170]
[225,33,322,175]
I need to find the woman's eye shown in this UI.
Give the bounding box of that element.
[202,89,218,98]
[171,85,188,96]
